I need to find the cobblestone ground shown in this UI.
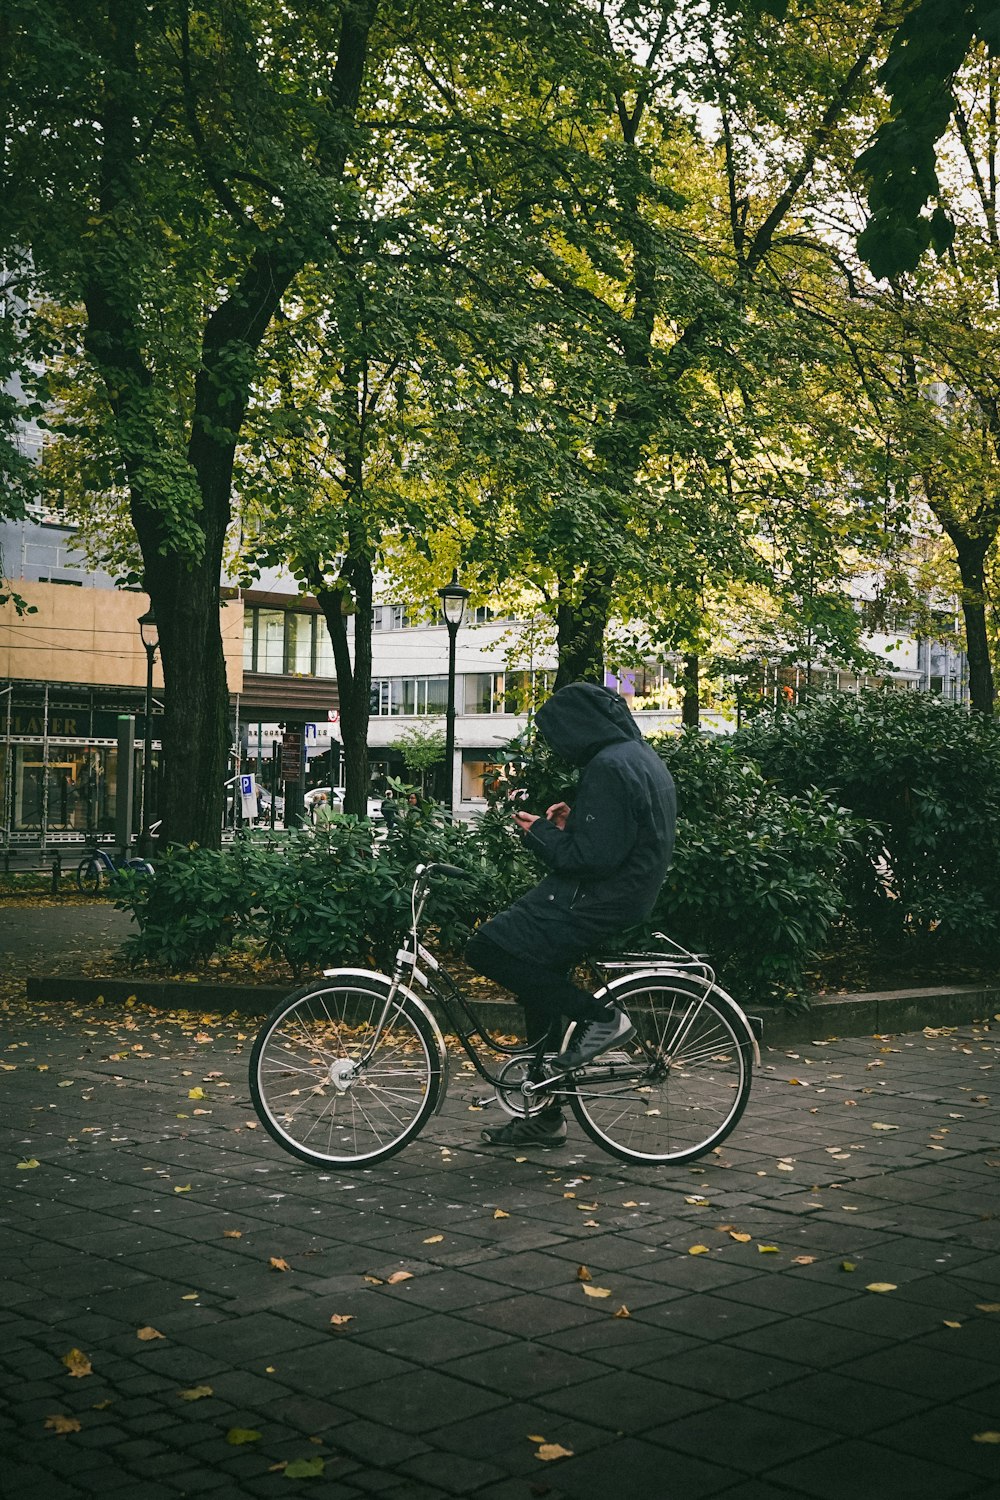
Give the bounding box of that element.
[1,990,999,1499]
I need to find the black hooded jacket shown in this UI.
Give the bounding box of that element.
[483,683,676,965]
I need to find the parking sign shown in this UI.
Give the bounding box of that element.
[240,773,258,819]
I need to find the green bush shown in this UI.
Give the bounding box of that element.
[733,692,1000,957]
[648,733,860,1005]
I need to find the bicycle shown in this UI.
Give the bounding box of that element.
[248,862,762,1169]
[75,843,155,893]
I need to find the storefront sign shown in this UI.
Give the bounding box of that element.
[280,731,303,782]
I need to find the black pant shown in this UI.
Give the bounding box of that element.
[464,930,609,1047]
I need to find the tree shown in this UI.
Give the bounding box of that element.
[3,0,388,846]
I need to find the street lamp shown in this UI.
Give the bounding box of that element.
[138,607,159,856]
[437,570,470,815]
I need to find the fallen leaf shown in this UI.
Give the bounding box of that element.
[45,1415,81,1434]
[222,1230,242,1239]
[866,1282,897,1293]
[758,1245,780,1254]
[943,1320,962,1328]
[975,1303,1000,1313]
[226,1428,262,1445]
[622,1200,638,1208]
[536,1443,574,1461]
[284,1457,326,1478]
[841,1261,857,1272]
[363,1275,383,1285]
[329,1314,353,1327]
[269,1257,291,1272]
[581,1284,612,1298]
[576,1265,592,1281]
[685,1195,709,1205]
[178,1385,213,1401]
[729,1231,752,1244]
[688,1244,710,1255]
[423,1235,444,1245]
[493,1209,509,1220]
[16,1159,40,1170]
[972,1432,1000,1444]
[583,1220,601,1227]
[173,1185,191,1194]
[187,1088,205,1100]
[791,1256,817,1266]
[62,1349,92,1378]
[136,1327,164,1341]
[180,1293,199,1301]
[614,1305,631,1318]
[871,1122,899,1131]
[527,1434,546,1443]
[387,1271,413,1284]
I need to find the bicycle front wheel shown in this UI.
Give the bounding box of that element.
[570,975,754,1165]
[76,855,104,893]
[249,978,442,1168]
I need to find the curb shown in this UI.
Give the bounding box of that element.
[24,974,1000,1045]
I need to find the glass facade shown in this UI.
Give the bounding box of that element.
[369,677,450,716]
[243,607,337,678]
[464,670,553,714]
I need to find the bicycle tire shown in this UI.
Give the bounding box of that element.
[249,977,442,1168]
[569,973,754,1165]
[76,855,105,893]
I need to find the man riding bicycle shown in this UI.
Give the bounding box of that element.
[466,681,677,1147]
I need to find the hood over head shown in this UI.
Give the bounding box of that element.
[535,682,641,765]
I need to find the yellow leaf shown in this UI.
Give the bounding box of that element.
[943,1321,962,1328]
[688,1245,710,1255]
[187,1088,205,1100]
[173,1185,191,1194]
[976,1303,1000,1313]
[17,1159,40,1170]
[581,1284,612,1298]
[423,1235,444,1244]
[363,1275,383,1285]
[387,1271,413,1284]
[576,1265,592,1281]
[871,1122,899,1131]
[180,1293,199,1301]
[758,1245,780,1254]
[226,1428,262,1446]
[729,1232,752,1243]
[269,1257,291,1272]
[493,1209,509,1219]
[45,1415,81,1434]
[614,1305,631,1318]
[178,1386,213,1401]
[136,1327,164,1342]
[62,1349,92,1379]
[972,1432,1000,1444]
[329,1314,353,1327]
[527,1434,546,1443]
[536,1444,574,1461]
[866,1282,897,1293]
[222,1230,242,1239]
[841,1261,856,1272]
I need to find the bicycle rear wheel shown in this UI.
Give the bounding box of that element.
[76,854,104,893]
[249,978,442,1168]
[569,974,754,1165]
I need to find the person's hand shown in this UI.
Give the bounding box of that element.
[512,810,539,834]
[546,801,571,830]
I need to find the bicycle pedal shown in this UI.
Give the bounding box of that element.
[472,1094,496,1108]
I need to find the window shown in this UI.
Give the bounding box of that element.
[375,605,411,630]
[287,612,312,675]
[464,671,553,714]
[369,677,450,715]
[315,617,335,678]
[243,607,336,676]
[257,610,285,674]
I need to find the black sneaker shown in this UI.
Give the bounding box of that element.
[481,1111,567,1147]
[554,1007,635,1071]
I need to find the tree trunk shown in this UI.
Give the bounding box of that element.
[681,653,701,727]
[951,534,995,714]
[317,553,374,818]
[554,564,613,689]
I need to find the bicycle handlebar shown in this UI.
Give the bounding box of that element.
[415,861,468,881]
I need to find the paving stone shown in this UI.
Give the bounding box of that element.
[764,1435,980,1499]
[537,1433,739,1498]
[746,1371,933,1435]
[335,1367,505,1432]
[536,1369,720,1432]
[646,1400,835,1472]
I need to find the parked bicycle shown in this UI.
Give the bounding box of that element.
[249,863,761,1169]
[75,838,156,893]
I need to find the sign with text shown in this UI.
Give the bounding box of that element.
[280,731,304,782]
[239,773,258,819]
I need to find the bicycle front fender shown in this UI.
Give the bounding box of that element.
[599,969,762,1069]
[321,966,450,1112]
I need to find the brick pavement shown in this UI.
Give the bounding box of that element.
[1,987,999,1499]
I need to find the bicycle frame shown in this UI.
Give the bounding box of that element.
[337,864,759,1100]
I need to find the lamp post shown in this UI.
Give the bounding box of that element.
[138,607,159,856]
[437,570,470,815]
